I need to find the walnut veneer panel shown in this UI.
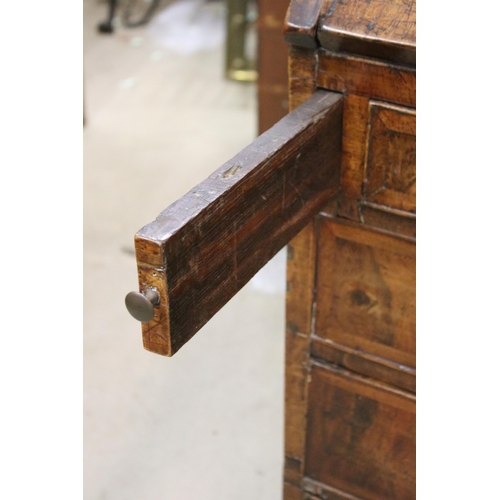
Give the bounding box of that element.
[365,102,416,214]
[315,218,416,369]
[318,0,416,66]
[304,362,416,500]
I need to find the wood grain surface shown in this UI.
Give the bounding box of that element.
[284,222,318,487]
[365,102,416,213]
[317,51,416,107]
[303,477,367,500]
[311,336,416,393]
[284,0,324,49]
[315,218,416,368]
[283,45,321,494]
[134,90,343,356]
[288,47,319,110]
[284,0,416,66]
[284,480,304,500]
[318,0,416,66]
[305,362,416,500]
[282,3,416,499]
[358,203,416,240]
[315,50,416,229]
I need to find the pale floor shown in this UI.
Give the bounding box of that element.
[83,1,285,499]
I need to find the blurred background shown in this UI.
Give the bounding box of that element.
[83,0,291,498]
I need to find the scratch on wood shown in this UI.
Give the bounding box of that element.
[222,164,242,179]
[290,180,305,206]
[282,170,286,212]
[326,0,338,17]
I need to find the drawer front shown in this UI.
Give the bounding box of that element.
[364,102,416,214]
[304,363,416,500]
[315,218,416,371]
[317,51,416,238]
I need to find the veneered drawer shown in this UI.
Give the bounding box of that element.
[304,362,415,500]
[315,218,415,370]
[364,102,416,214]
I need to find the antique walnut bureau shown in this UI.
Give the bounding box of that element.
[125,0,416,498]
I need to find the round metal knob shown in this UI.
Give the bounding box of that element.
[125,289,160,322]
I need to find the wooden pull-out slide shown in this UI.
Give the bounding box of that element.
[129,89,343,356]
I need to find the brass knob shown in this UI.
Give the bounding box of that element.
[125,289,160,322]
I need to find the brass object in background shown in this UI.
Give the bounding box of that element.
[225,0,258,82]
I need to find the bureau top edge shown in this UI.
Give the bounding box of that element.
[284,0,416,68]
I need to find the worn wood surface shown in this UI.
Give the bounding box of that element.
[315,50,416,229]
[336,93,370,222]
[130,2,418,497]
[318,51,416,107]
[288,47,319,110]
[365,102,416,213]
[257,0,290,133]
[315,218,416,368]
[318,0,416,66]
[284,480,304,500]
[283,43,321,493]
[284,221,317,487]
[303,477,367,500]
[305,361,416,499]
[320,206,416,244]
[283,3,416,498]
[284,0,324,49]
[134,90,343,356]
[358,203,416,240]
[311,336,415,393]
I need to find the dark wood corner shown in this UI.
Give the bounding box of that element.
[284,0,325,49]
